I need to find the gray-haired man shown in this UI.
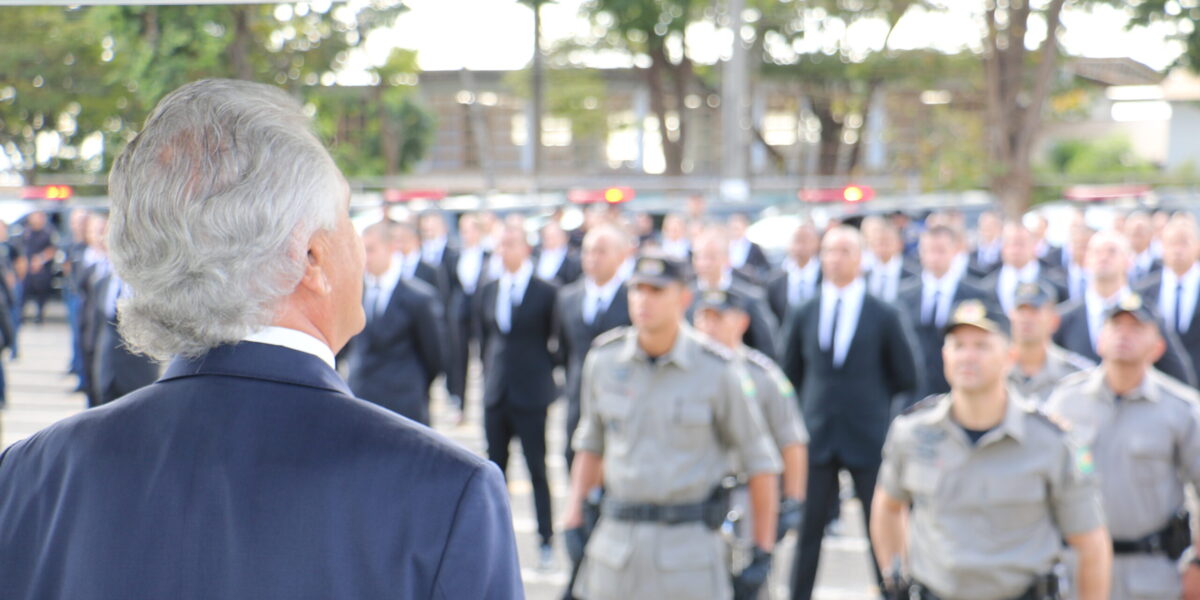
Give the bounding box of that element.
[0,79,523,599]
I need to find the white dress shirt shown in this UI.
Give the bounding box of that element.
[819,278,865,368]
[920,271,959,328]
[996,262,1041,315]
[364,257,404,319]
[1066,263,1088,303]
[950,253,970,280]
[241,326,336,370]
[785,258,820,307]
[660,238,690,261]
[1085,286,1131,352]
[394,251,423,281]
[617,257,636,283]
[496,260,533,333]
[869,256,904,301]
[536,247,567,282]
[1159,264,1200,333]
[1131,250,1157,282]
[975,241,1001,267]
[729,237,752,269]
[583,277,622,325]
[422,237,447,266]
[456,246,485,295]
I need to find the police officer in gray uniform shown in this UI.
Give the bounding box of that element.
[1007,282,1095,404]
[693,288,810,535]
[563,252,782,600]
[870,299,1113,600]
[1046,293,1200,600]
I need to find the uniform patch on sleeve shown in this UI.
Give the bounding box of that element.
[1075,447,1095,476]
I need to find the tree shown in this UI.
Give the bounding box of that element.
[979,0,1067,217]
[0,7,121,184]
[583,0,709,176]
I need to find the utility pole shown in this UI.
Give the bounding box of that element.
[720,0,749,202]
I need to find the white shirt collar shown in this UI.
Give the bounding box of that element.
[786,257,818,278]
[241,326,336,370]
[536,247,567,280]
[365,257,404,313]
[921,269,958,291]
[1163,263,1200,289]
[501,260,534,300]
[585,276,622,305]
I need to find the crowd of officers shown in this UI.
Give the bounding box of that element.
[3,199,1200,600]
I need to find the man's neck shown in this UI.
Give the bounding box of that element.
[1015,343,1048,376]
[1092,278,1124,299]
[950,386,1008,430]
[828,277,855,290]
[1171,263,1192,278]
[1006,260,1032,272]
[638,325,679,358]
[1103,363,1147,396]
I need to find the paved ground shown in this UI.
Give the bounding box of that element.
[1,303,880,599]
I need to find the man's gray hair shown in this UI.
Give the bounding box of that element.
[108,79,342,360]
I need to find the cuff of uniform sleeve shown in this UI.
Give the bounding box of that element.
[1056,490,1106,536]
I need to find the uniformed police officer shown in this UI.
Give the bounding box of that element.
[1046,293,1200,600]
[1007,282,1095,404]
[563,251,782,600]
[692,288,810,534]
[870,299,1113,600]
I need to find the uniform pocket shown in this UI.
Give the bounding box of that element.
[985,480,1046,532]
[656,525,726,599]
[902,462,940,498]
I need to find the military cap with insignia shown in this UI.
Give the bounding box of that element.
[1013,282,1055,309]
[1103,292,1159,324]
[693,288,751,313]
[628,250,688,287]
[943,299,1009,337]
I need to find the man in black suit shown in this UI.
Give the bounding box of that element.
[978,222,1067,313]
[478,222,559,567]
[344,223,446,425]
[863,217,918,302]
[1055,230,1196,386]
[1063,220,1095,304]
[92,270,160,405]
[895,225,991,399]
[555,224,632,471]
[1125,210,1163,287]
[535,220,582,286]
[1029,211,1065,273]
[767,221,821,325]
[657,212,692,261]
[780,226,919,600]
[390,220,445,296]
[728,212,771,283]
[0,79,521,599]
[1137,215,1200,382]
[691,227,779,359]
[419,210,459,304]
[968,210,1003,279]
[445,212,490,421]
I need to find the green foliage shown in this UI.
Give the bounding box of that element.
[1126,0,1200,70]
[1043,135,1156,178]
[505,67,609,140]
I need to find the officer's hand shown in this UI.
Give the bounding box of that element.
[1183,561,1200,600]
[563,526,588,566]
[731,546,772,600]
[561,505,584,531]
[776,497,805,542]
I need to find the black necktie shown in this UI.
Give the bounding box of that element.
[827,297,842,354]
[1176,282,1185,333]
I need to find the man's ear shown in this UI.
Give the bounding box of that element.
[299,231,332,296]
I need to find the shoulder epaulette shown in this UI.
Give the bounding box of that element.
[902,394,945,416]
[1053,368,1093,391]
[695,334,734,361]
[741,347,777,372]
[1056,346,1097,371]
[1026,407,1069,434]
[1152,370,1200,405]
[590,326,630,349]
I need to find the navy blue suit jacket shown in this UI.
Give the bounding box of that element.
[0,342,523,600]
[345,277,447,424]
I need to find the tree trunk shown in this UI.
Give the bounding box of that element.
[645,42,684,176]
[375,86,399,176]
[229,7,254,81]
[982,0,1065,218]
[810,97,842,177]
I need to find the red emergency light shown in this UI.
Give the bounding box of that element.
[22,185,73,201]
[568,186,635,204]
[798,185,874,204]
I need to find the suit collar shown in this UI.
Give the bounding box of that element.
[161,341,353,396]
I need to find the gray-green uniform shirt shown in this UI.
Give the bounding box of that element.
[571,324,782,600]
[1007,344,1095,405]
[878,392,1105,600]
[738,346,809,451]
[1046,368,1200,600]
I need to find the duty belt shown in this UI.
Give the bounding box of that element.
[1111,511,1191,560]
[601,499,708,525]
[907,574,1058,600]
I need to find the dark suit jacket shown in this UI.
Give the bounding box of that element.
[478,275,559,411]
[1054,298,1197,386]
[688,279,779,360]
[556,280,631,411]
[780,293,919,468]
[1137,273,1200,385]
[413,260,448,301]
[91,273,159,405]
[449,249,491,337]
[734,240,771,283]
[427,244,460,306]
[0,342,522,599]
[534,249,582,287]
[766,267,822,326]
[967,247,1002,280]
[894,277,992,398]
[345,278,446,424]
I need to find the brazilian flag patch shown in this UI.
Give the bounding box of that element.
[740,374,757,401]
[1075,447,1095,476]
